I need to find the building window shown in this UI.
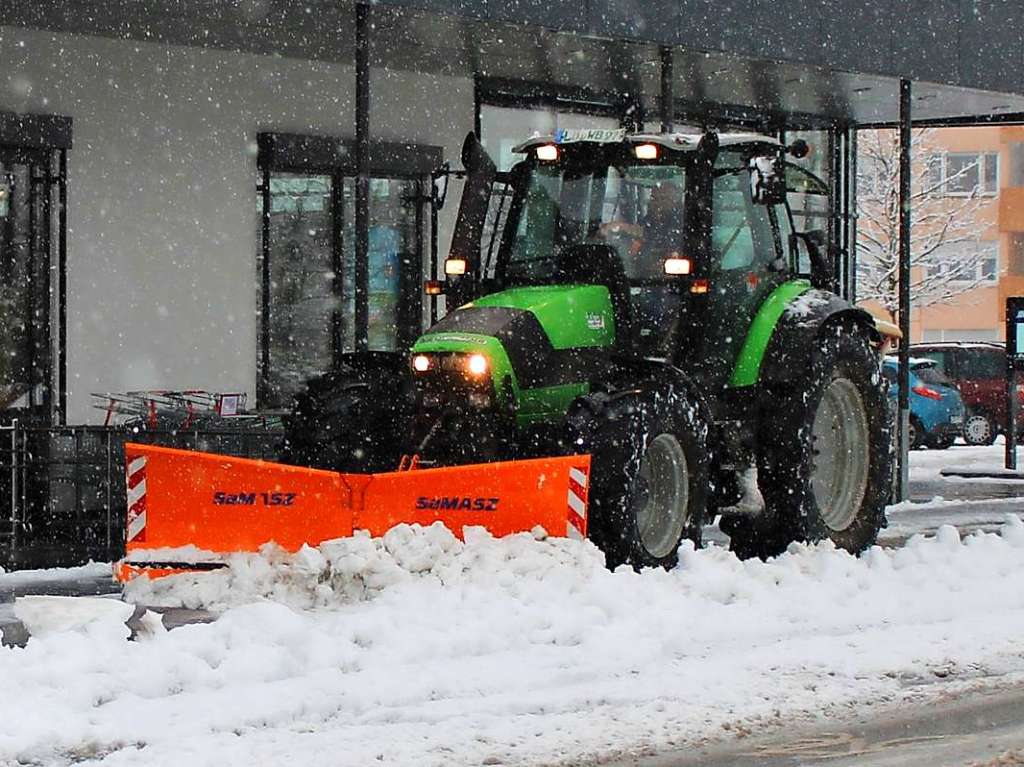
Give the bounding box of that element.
[1011,143,1024,187]
[929,152,999,196]
[925,241,998,283]
[1010,233,1024,275]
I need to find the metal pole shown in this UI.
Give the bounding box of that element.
[659,46,674,133]
[258,164,271,406]
[430,181,439,325]
[897,79,912,502]
[354,1,371,353]
[330,170,344,363]
[58,150,68,425]
[473,73,482,138]
[1006,299,1018,469]
[848,128,858,303]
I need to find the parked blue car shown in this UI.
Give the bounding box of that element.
[882,357,965,449]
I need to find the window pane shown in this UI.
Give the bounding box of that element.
[962,349,1003,379]
[925,154,944,194]
[480,106,621,172]
[713,155,776,271]
[945,153,980,195]
[914,365,954,387]
[983,152,999,194]
[368,178,418,352]
[504,162,687,284]
[0,164,34,410]
[1012,143,1024,187]
[914,350,951,374]
[265,173,335,407]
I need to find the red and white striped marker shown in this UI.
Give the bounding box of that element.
[126,455,148,543]
[567,465,589,539]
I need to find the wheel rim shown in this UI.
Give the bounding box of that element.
[964,415,991,445]
[810,377,870,532]
[631,433,690,559]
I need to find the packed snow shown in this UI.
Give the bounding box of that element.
[5,519,1024,767]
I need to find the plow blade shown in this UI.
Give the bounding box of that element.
[117,443,590,581]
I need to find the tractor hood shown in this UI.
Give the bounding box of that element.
[412,284,615,390]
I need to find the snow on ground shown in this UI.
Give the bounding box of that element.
[5,519,1024,767]
[0,561,111,583]
[909,440,1018,485]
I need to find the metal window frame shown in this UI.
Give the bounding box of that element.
[0,118,70,426]
[255,132,443,408]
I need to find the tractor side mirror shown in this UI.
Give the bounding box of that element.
[748,155,787,205]
[792,230,837,293]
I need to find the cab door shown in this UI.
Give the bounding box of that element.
[696,149,788,390]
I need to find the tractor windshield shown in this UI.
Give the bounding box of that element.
[500,159,687,286]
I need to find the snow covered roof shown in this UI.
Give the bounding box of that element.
[512,130,781,154]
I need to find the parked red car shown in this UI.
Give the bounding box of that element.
[909,342,1023,446]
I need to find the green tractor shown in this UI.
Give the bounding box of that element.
[284,129,892,568]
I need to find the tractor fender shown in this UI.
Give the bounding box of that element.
[759,290,880,386]
[579,358,715,440]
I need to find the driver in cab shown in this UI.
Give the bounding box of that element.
[598,180,685,279]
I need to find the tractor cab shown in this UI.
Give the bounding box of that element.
[443,129,827,388]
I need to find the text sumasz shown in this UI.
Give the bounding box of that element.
[415,496,500,511]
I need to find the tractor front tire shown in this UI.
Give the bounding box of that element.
[565,389,708,570]
[282,356,414,473]
[729,324,891,559]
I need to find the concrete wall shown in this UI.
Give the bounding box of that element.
[0,26,473,422]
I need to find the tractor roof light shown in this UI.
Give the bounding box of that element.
[535,144,559,161]
[466,353,489,376]
[634,143,659,160]
[445,258,468,276]
[412,354,432,372]
[663,256,692,275]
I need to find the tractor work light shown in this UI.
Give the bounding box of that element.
[412,354,432,372]
[445,258,468,276]
[536,144,559,161]
[466,354,489,376]
[634,143,659,160]
[663,256,692,275]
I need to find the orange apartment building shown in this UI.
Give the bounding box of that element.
[900,126,1024,342]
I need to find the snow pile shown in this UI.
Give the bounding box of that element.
[4,519,1024,767]
[123,523,605,611]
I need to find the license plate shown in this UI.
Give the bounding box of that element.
[951,414,963,424]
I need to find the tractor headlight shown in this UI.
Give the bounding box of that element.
[466,353,489,376]
[412,354,432,372]
[445,258,468,276]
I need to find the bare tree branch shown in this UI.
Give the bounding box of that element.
[855,128,991,319]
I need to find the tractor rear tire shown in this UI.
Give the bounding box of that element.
[282,355,414,473]
[727,324,891,559]
[565,388,708,570]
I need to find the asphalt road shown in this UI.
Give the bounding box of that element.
[612,684,1024,767]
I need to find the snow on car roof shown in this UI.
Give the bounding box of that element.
[884,355,939,368]
[910,341,1004,349]
[511,130,781,154]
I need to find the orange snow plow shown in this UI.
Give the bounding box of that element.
[115,443,590,581]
